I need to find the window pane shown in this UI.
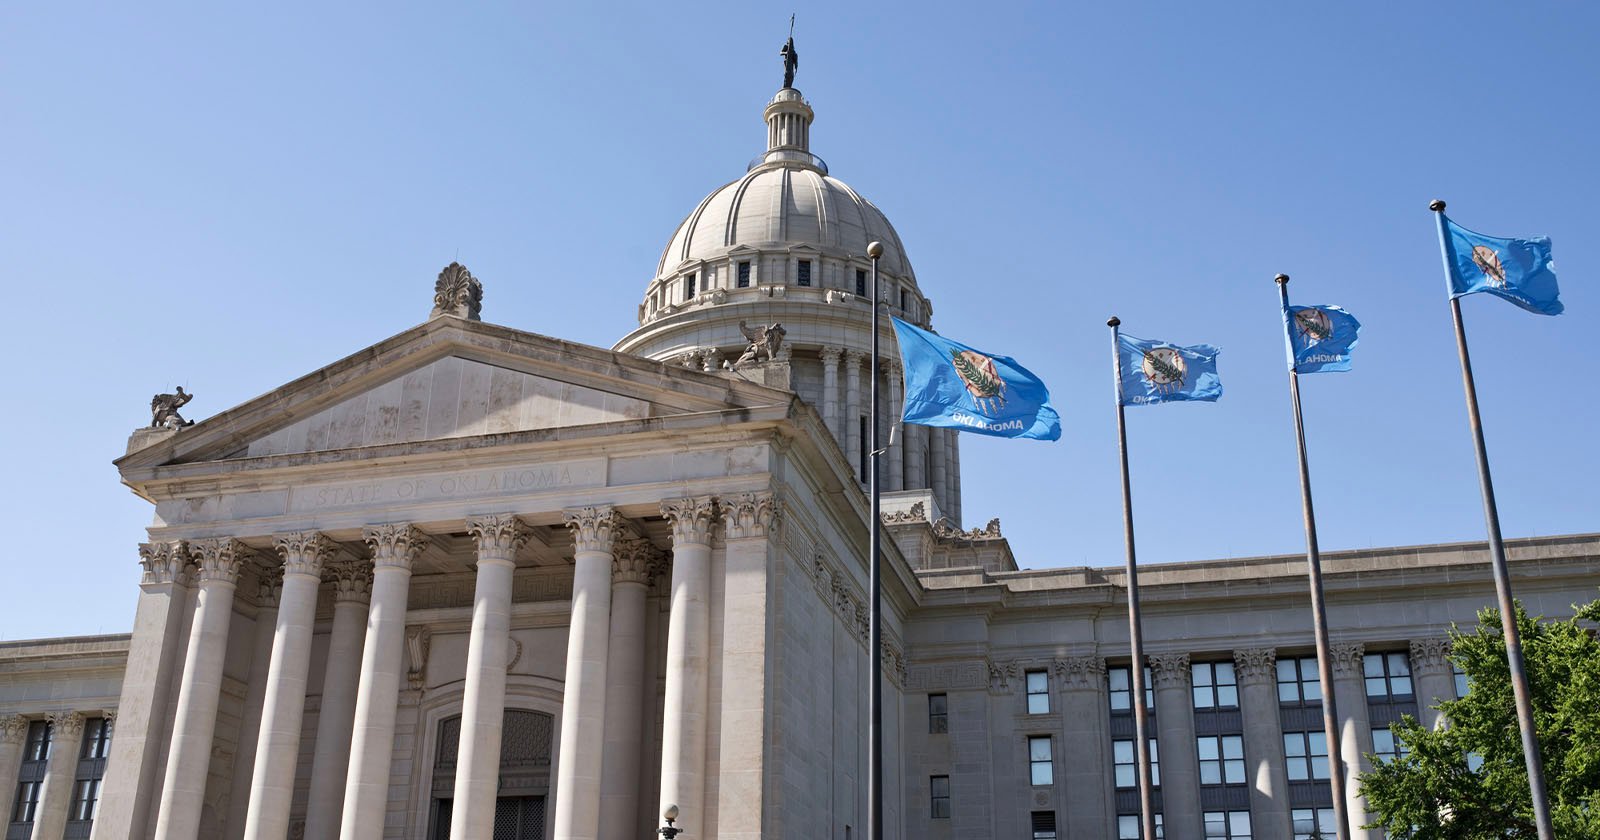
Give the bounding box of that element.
[1110,668,1130,691]
[1119,816,1140,840]
[1391,675,1413,696]
[1363,653,1383,678]
[1389,652,1410,675]
[1116,765,1135,788]
[1365,676,1387,696]
[1197,737,1219,760]
[1223,736,1243,759]
[1027,671,1048,694]
[1225,759,1245,784]
[1308,731,1326,755]
[1283,734,1305,757]
[1193,687,1213,708]
[1301,671,1321,702]
[1310,756,1329,780]
[1217,685,1238,707]
[1032,763,1053,786]
[1030,737,1051,761]
[1200,764,1220,785]
[1276,659,1296,684]
[1194,663,1214,687]
[1114,740,1134,763]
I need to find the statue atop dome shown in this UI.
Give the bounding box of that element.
[780,25,799,89]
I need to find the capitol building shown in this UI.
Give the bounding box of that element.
[2,59,1596,840]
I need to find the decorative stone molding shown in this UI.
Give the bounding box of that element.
[881,636,907,688]
[253,561,284,609]
[931,517,1003,542]
[1409,637,1454,676]
[327,560,373,605]
[1330,642,1367,677]
[611,536,657,586]
[905,661,988,692]
[661,496,717,546]
[988,659,1022,694]
[506,638,524,672]
[138,541,192,587]
[676,350,700,368]
[1148,652,1193,688]
[1053,655,1108,691]
[274,532,337,578]
[430,262,482,321]
[405,626,431,690]
[882,502,927,524]
[46,711,85,740]
[842,349,866,369]
[720,491,779,540]
[1232,648,1278,685]
[0,715,26,745]
[465,514,530,564]
[191,538,248,586]
[562,506,623,555]
[700,348,724,371]
[819,345,843,365]
[362,524,430,570]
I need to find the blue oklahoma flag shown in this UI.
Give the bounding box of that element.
[1117,334,1222,405]
[1442,216,1563,316]
[1285,305,1362,373]
[890,318,1060,441]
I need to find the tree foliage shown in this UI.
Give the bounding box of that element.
[1360,597,1600,838]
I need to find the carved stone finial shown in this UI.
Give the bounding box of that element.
[1148,652,1193,688]
[733,321,786,368]
[1233,648,1278,685]
[720,491,779,540]
[430,262,483,321]
[149,387,195,429]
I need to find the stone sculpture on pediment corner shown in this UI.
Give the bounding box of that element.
[430,261,483,321]
[150,387,195,429]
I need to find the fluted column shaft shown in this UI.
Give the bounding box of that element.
[887,361,905,492]
[92,543,193,840]
[658,497,717,832]
[450,515,530,840]
[598,538,654,840]
[553,507,622,840]
[302,562,372,838]
[844,351,864,482]
[243,532,335,840]
[0,716,27,824]
[155,539,246,840]
[31,712,85,840]
[1331,643,1377,840]
[340,525,427,840]
[820,346,842,443]
[1234,649,1290,838]
[1056,657,1112,837]
[1150,653,1201,840]
[1409,638,1456,731]
[224,567,281,840]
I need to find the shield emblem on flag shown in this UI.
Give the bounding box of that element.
[949,349,1007,415]
[1141,348,1188,393]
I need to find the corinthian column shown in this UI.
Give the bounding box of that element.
[0,716,25,824]
[1234,648,1290,838]
[598,536,656,840]
[340,525,428,840]
[886,360,905,492]
[1055,656,1112,837]
[820,346,842,442]
[554,507,623,840]
[31,711,85,840]
[843,351,864,482]
[717,492,779,837]
[302,561,372,839]
[224,563,282,840]
[93,543,193,840]
[1149,652,1201,840]
[243,532,336,840]
[658,496,717,833]
[154,539,244,840]
[1329,643,1378,840]
[450,514,530,840]
[1409,638,1455,731]
[929,428,949,515]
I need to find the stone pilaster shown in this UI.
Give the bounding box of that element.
[224,562,282,840]
[886,359,905,492]
[844,350,864,482]
[450,514,530,840]
[32,711,86,840]
[1149,652,1201,840]
[1234,648,1290,838]
[0,716,27,830]
[1055,656,1112,837]
[242,532,336,840]
[820,346,842,442]
[929,427,949,516]
[1409,637,1455,731]
[598,535,656,840]
[717,492,778,838]
[1330,642,1377,840]
[302,560,373,839]
[905,422,927,493]
[658,496,717,834]
[554,506,623,840]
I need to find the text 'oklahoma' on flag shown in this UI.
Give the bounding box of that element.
[890,317,1060,441]
[1441,216,1563,316]
[1285,305,1361,373]
[1117,334,1222,405]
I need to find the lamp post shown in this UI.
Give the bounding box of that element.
[658,804,682,839]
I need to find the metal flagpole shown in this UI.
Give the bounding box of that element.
[867,240,885,840]
[1429,200,1555,840]
[1107,317,1156,840]
[1274,275,1352,840]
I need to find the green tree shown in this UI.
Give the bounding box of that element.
[1360,597,1600,838]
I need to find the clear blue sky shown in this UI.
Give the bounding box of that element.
[3,2,1596,638]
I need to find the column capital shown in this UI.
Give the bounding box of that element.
[720,491,779,540]
[327,560,374,604]
[819,345,843,364]
[192,538,248,586]
[46,711,85,739]
[842,348,867,366]
[612,535,658,586]
[563,506,624,555]
[1053,655,1108,691]
[661,496,718,546]
[252,560,285,608]
[885,357,903,378]
[1330,642,1366,676]
[363,523,430,570]
[274,531,338,577]
[465,513,531,564]
[1232,648,1278,686]
[1409,637,1454,676]
[0,714,26,745]
[137,540,193,587]
[1148,652,1192,688]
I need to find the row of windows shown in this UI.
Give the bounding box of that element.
[677,262,910,308]
[9,717,112,828]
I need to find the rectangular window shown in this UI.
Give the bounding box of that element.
[737,261,751,288]
[1109,666,1156,712]
[1453,662,1470,699]
[69,778,101,822]
[12,719,51,825]
[1291,807,1336,840]
[1192,661,1239,709]
[1026,670,1050,714]
[1197,734,1246,785]
[81,717,112,760]
[25,720,50,762]
[797,260,811,287]
[1283,731,1330,781]
[856,269,867,296]
[1112,738,1161,788]
[899,288,908,310]
[1203,810,1253,839]
[1029,735,1053,786]
[1371,726,1408,764]
[1031,810,1058,840]
[684,273,697,301]
[1365,651,1413,698]
[67,716,112,827]
[1118,813,1165,839]
[12,780,41,824]
[930,775,950,819]
[928,693,948,734]
[1277,656,1323,704]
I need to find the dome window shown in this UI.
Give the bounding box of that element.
[737,261,752,288]
[684,273,697,301]
[797,260,812,287]
[855,269,867,297]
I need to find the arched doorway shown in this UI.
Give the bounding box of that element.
[427,709,553,840]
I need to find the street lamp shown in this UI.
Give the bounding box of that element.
[658,804,682,839]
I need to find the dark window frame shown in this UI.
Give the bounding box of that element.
[930,775,950,819]
[928,693,948,734]
[1025,670,1050,714]
[736,261,751,288]
[797,260,812,287]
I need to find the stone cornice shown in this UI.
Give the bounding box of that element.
[661,496,718,547]
[465,514,531,564]
[720,491,779,540]
[1233,648,1278,685]
[562,506,624,555]
[1148,652,1192,688]
[1409,637,1453,676]
[363,524,430,571]
[273,532,336,578]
